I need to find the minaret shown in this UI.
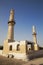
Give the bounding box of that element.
[3,9,15,54]
[32,26,37,44]
[8,9,15,42]
[32,26,38,50]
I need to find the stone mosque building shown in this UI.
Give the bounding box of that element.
[0,9,40,60]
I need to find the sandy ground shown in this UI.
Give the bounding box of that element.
[0,55,43,65]
[0,55,26,65]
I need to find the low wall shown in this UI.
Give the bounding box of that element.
[8,53,28,61]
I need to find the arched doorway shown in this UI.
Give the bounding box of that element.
[9,45,12,51]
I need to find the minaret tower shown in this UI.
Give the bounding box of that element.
[8,9,15,42]
[32,26,37,44]
[32,26,38,50]
[3,9,15,54]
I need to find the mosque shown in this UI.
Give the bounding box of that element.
[0,9,42,61]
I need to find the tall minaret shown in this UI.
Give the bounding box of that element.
[32,26,37,44]
[8,9,15,42]
[32,26,38,50]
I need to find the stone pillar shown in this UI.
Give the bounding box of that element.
[8,9,15,42]
[32,26,38,50]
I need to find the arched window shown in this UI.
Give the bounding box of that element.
[9,45,12,51]
[17,44,20,51]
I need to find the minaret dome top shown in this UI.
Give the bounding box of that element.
[32,25,36,33]
[9,9,14,21]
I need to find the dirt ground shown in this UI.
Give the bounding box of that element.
[0,55,43,65]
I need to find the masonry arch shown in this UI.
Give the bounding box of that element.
[16,44,20,51]
[9,45,12,51]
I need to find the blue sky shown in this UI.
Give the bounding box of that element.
[0,0,43,46]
